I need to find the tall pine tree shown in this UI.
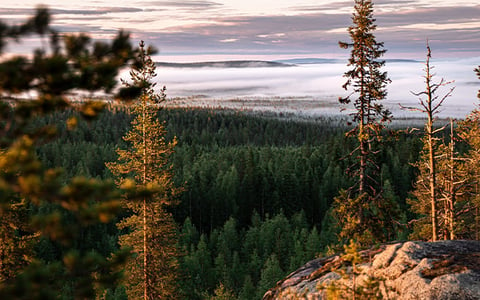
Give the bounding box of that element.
[107,41,180,300]
[330,0,400,246]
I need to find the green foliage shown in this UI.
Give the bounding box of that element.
[0,8,139,99]
[207,283,236,300]
[0,7,143,299]
[328,189,403,247]
[35,106,400,233]
[321,240,384,300]
[178,212,336,299]
[30,104,424,298]
[0,192,33,283]
[238,275,256,300]
[106,42,180,299]
[257,254,283,299]
[451,111,480,240]
[7,5,480,300]
[339,0,391,126]
[8,53,428,299]
[408,137,439,240]
[333,0,399,246]
[407,61,480,242]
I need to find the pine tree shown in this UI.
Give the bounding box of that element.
[456,109,480,239]
[338,0,391,195]
[106,41,180,299]
[405,44,454,241]
[331,0,399,246]
[238,275,256,300]
[257,254,283,299]
[0,192,33,283]
[0,7,139,298]
[207,283,235,300]
[322,240,383,300]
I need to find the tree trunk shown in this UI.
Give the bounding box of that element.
[358,68,366,226]
[142,96,148,300]
[448,119,455,240]
[428,129,437,241]
[476,205,479,240]
[426,58,438,242]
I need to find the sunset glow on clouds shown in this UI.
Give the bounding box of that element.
[1,0,478,116]
[0,0,479,60]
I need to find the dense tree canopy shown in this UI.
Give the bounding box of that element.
[32,105,423,298]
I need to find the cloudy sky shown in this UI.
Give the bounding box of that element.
[1,0,479,61]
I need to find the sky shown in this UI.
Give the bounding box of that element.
[0,0,479,61]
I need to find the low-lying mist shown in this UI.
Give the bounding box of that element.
[151,57,479,119]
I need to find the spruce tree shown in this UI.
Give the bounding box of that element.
[238,275,256,300]
[257,254,283,299]
[107,41,180,299]
[338,0,391,195]
[331,0,399,245]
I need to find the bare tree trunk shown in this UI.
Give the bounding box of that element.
[403,43,455,241]
[425,49,438,242]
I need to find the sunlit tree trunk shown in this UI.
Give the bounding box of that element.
[107,41,180,299]
[405,43,454,242]
[426,81,437,241]
[447,119,455,240]
[142,95,148,300]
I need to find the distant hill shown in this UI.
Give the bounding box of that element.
[156,58,420,68]
[275,58,345,64]
[275,58,419,64]
[155,60,294,68]
[384,58,420,63]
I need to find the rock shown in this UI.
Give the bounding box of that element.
[263,240,480,300]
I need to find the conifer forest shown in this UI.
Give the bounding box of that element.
[1,2,480,299]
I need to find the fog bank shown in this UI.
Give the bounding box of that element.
[151,58,479,118]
